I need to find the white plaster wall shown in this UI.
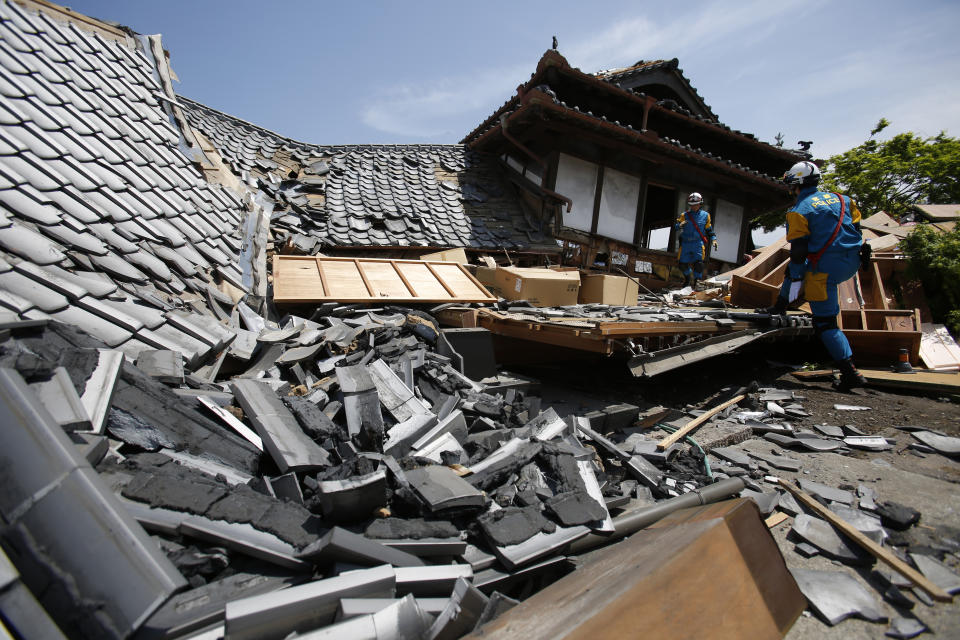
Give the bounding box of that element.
[597,167,641,244]
[554,153,598,233]
[713,199,744,263]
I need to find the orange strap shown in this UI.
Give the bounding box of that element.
[686,211,710,246]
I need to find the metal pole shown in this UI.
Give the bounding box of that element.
[566,477,746,555]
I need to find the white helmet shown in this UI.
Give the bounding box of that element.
[687,192,703,206]
[782,160,820,187]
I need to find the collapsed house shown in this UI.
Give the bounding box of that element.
[1,1,958,640]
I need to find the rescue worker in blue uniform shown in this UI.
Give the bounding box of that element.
[675,192,718,288]
[769,160,868,391]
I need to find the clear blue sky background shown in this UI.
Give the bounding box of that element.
[67,0,960,241]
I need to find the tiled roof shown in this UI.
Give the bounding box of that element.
[179,98,555,252]
[0,0,251,367]
[462,51,800,177]
[593,58,717,121]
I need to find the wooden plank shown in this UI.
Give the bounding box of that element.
[765,512,790,529]
[919,323,960,371]
[353,259,374,296]
[391,260,418,297]
[730,275,780,309]
[656,394,746,450]
[362,261,413,298]
[272,256,496,304]
[423,262,456,297]
[396,262,450,298]
[777,479,953,602]
[860,368,960,393]
[723,236,788,280]
[314,256,329,297]
[759,258,789,284]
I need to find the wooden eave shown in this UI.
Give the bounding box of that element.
[462,51,800,171]
[474,93,793,207]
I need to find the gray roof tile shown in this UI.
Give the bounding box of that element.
[89,251,149,282]
[50,304,131,346]
[74,294,144,332]
[0,268,67,311]
[104,295,166,329]
[12,260,87,299]
[0,222,65,264]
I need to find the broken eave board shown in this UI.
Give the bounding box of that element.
[629,326,813,377]
[455,310,759,356]
[272,256,496,304]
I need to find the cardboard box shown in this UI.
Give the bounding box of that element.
[420,247,468,264]
[578,274,639,305]
[496,267,580,307]
[474,266,504,298]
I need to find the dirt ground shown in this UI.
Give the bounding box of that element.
[506,339,960,638]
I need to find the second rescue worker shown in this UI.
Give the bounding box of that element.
[675,192,718,288]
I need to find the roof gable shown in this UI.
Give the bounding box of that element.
[594,58,717,121]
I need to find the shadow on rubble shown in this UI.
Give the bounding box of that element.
[506,339,825,412]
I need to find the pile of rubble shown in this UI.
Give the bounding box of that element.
[0,300,749,640]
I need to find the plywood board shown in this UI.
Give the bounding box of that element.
[273,256,496,304]
[919,323,960,371]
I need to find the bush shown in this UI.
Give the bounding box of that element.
[899,225,960,336]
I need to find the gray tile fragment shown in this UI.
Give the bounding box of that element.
[792,514,868,563]
[134,349,184,384]
[300,594,430,640]
[231,379,331,472]
[395,564,474,597]
[223,564,396,640]
[406,465,485,511]
[298,527,425,568]
[426,576,488,640]
[316,468,387,522]
[78,348,123,434]
[790,568,887,625]
[910,553,960,594]
[28,365,90,430]
[0,368,187,639]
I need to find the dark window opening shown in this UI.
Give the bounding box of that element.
[641,184,676,251]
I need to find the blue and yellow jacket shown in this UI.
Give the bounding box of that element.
[675,209,716,259]
[786,186,862,278]
[674,209,717,246]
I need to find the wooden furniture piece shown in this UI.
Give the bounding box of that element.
[464,499,806,640]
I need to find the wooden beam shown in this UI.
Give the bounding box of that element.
[656,394,746,450]
[777,479,953,602]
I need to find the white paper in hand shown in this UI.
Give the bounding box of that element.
[788,280,802,302]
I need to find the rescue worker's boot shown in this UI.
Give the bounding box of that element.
[681,274,690,288]
[834,358,866,392]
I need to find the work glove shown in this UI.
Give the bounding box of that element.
[711,240,718,251]
[787,279,803,303]
[859,242,872,270]
[762,296,789,316]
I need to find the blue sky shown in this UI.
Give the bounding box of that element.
[69,0,960,158]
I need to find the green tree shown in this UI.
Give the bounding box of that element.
[899,225,960,336]
[821,119,960,218]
